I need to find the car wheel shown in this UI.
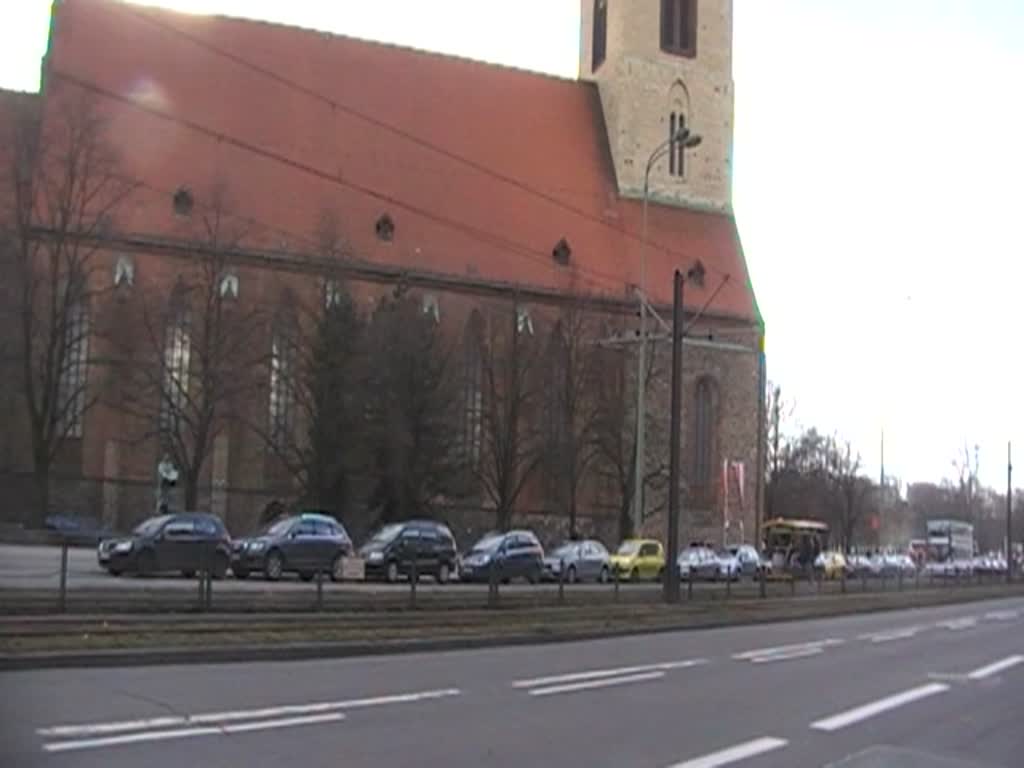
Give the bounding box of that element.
[385,561,399,584]
[330,554,345,583]
[630,567,640,581]
[137,549,156,577]
[264,550,284,582]
[527,570,539,585]
[436,562,451,584]
[566,565,577,584]
[211,553,229,580]
[599,566,610,584]
[181,570,195,579]
[107,568,122,577]
[234,568,250,580]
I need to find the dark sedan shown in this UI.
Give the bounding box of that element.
[97,512,232,578]
[459,530,544,584]
[231,513,353,581]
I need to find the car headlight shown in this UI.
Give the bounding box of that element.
[113,540,133,553]
[366,551,384,562]
[247,541,266,552]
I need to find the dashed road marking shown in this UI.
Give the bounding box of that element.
[527,670,666,697]
[810,683,949,732]
[44,713,344,753]
[983,609,1019,622]
[857,626,924,643]
[37,687,461,738]
[666,736,789,768]
[733,639,843,662]
[936,617,978,631]
[967,655,1024,680]
[512,659,705,689]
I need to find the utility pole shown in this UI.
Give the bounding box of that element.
[1008,441,1013,583]
[664,269,684,603]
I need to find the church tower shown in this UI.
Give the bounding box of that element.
[580,0,735,212]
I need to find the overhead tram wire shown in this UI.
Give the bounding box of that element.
[50,70,629,297]
[120,4,733,283]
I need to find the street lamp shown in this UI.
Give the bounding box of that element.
[633,127,703,532]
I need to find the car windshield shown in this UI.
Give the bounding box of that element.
[133,515,171,536]
[471,534,505,553]
[369,524,404,544]
[616,541,641,556]
[258,518,295,537]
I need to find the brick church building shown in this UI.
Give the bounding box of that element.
[0,0,764,547]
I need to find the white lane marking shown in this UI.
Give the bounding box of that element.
[37,687,460,737]
[810,683,949,732]
[512,659,705,689]
[861,627,922,643]
[43,713,343,753]
[984,610,1020,622]
[937,617,977,631]
[967,655,1024,680]
[666,736,789,768]
[528,670,665,697]
[732,639,843,660]
[750,647,823,664]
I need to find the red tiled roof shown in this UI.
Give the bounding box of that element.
[43,0,757,321]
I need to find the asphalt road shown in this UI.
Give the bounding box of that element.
[2,596,1023,767]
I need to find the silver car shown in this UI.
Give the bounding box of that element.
[543,540,611,583]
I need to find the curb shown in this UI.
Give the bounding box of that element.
[2,587,1021,671]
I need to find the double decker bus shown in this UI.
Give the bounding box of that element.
[926,519,974,562]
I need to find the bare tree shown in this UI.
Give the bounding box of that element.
[543,302,603,538]
[477,308,542,531]
[952,442,980,523]
[593,332,668,541]
[824,437,871,552]
[0,96,135,524]
[363,290,463,525]
[764,382,794,522]
[118,189,264,510]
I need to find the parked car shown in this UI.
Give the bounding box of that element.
[677,546,720,581]
[97,512,232,578]
[610,539,665,581]
[718,545,766,580]
[458,530,544,584]
[359,520,458,584]
[879,553,918,577]
[543,540,611,583]
[231,513,353,581]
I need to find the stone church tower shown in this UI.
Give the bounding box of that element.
[579,0,735,213]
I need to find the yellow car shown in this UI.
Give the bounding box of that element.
[610,539,665,581]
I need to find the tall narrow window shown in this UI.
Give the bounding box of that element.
[460,313,484,466]
[676,113,687,177]
[669,113,678,176]
[592,0,607,71]
[693,377,716,502]
[268,316,297,449]
[161,288,191,436]
[661,0,697,58]
[58,298,89,438]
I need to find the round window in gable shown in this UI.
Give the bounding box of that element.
[375,213,395,243]
[552,237,571,266]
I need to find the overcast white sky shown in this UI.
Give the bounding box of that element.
[2,0,1023,491]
